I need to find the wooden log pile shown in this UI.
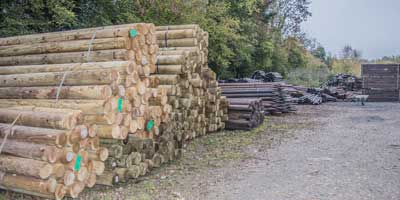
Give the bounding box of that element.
[0,23,164,199]
[251,71,283,82]
[0,23,229,199]
[219,83,296,115]
[225,98,264,130]
[152,24,227,153]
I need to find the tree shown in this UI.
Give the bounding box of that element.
[0,0,77,36]
[265,0,312,36]
[341,45,362,60]
[311,45,327,63]
[0,0,315,79]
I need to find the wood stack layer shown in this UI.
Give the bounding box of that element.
[96,24,228,185]
[0,23,163,199]
[149,24,226,159]
[220,82,296,115]
[362,64,400,102]
[226,98,264,130]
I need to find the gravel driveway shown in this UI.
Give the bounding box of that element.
[203,103,400,200]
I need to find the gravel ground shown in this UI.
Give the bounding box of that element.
[203,102,400,200]
[2,102,400,200]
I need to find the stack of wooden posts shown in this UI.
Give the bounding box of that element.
[361,64,400,102]
[298,94,323,105]
[152,25,226,152]
[220,82,296,115]
[226,98,264,130]
[0,23,165,199]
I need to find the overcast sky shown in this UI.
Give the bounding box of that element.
[302,0,400,59]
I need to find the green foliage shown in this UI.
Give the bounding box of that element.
[286,52,331,87]
[311,45,327,63]
[371,55,400,64]
[0,0,76,36]
[0,0,317,80]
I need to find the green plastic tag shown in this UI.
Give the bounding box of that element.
[129,29,138,38]
[118,98,123,113]
[74,154,82,171]
[146,120,154,132]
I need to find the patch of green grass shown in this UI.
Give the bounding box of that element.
[141,181,156,191]
[180,119,271,169]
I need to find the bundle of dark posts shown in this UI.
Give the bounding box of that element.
[325,73,362,91]
[323,87,348,100]
[298,94,323,105]
[219,83,296,115]
[251,71,283,82]
[307,88,337,102]
[226,98,264,130]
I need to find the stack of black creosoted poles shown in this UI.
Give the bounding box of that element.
[220,82,296,115]
[225,98,264,130]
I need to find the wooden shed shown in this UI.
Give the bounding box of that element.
[362,64,400,102]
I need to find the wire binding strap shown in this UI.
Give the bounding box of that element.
[156,58,160,74]
[55,31,97,104]
[0,114,21,155]
[164,26,169,48]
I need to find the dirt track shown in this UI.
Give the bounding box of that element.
[3,102,400,200]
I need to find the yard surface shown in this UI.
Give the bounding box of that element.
[3,103,400,200]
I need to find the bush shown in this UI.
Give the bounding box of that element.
[286,52,331,87]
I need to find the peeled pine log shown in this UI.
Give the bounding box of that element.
[96,170,119,186]
[0,49,133,66]
[0,24,150,46]
[0,37,128,57]
[0,69,120,87]
[0,155,64,179]
[156,29,196,40]
[157,54,187,65]
[154,75,179,85]
[0,108,80,130]
[0,139,74,164]
[156,24,199,31]
[157,38,197,48]
[0,61,134,75]
[0,99,106,115]
[0,85,113,100]
[156,65,184,74]
[0,173,64,199]
[95,125,128,140]
[0,123,67,146]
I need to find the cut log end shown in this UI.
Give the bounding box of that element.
[39,164,53,179]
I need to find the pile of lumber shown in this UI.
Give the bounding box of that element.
[152,24,227,151]
[0,23,229,199]
[226,98,264,130]
[325,73,362,91]
[298,94,323,105]
[220,83,296,115]
[0,23,164,199]
[251,71,283,82]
